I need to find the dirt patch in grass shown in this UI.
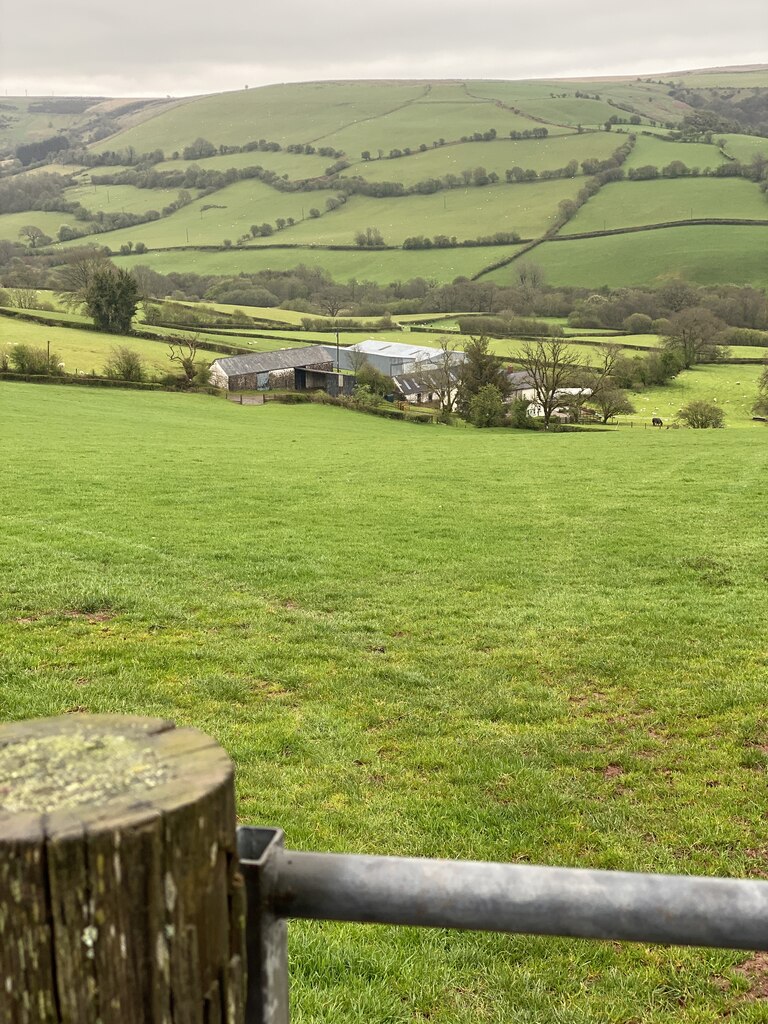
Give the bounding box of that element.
[733,952,768,1000]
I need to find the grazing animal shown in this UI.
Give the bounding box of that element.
[652,417,663,427]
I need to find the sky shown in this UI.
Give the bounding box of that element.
[0,0,766,97]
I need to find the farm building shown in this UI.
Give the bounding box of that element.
[327,340,464,377]
[506,369,593,420]
[209,347,332,391]
[391,369,462,405]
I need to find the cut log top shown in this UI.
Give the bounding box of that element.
[0,714,234,839]
[0,715,245,1024]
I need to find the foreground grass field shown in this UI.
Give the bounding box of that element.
[2,383,768,1022]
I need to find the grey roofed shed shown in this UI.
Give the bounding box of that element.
[211,346,332,377]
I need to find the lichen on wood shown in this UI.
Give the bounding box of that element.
[0,715,245,1024]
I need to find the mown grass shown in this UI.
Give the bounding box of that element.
[2,383,768,1022]
[488,225,768,288]
[566,178,768,233]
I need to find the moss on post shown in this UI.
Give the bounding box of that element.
[0,715,246,1024]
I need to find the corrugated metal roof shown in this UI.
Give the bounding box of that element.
[392,370,461,396]
[348,340,463,363]
[211,346,331,377]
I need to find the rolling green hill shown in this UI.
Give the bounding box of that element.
[2,70,768,290]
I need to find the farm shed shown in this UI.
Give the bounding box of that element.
[391,369,461,405]
[327,340,465,377]
[209,347,332,391]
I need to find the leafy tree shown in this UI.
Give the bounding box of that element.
[84,267,140,334]
[356,363,392,396]
[591,388,636,423]
[623,312,653,334]
[676,399,725,428]
[18,224,52,248]
[456,336,510,417]
[103,346,146,382]
[661,308,727,368]
[353,227,385,248]
[469,384,505,427]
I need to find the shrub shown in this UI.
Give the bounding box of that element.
[623,313,653,334]
[9,344,64,375]
[469,384,505,428]
[103,345,146,382]
[676,400,725,428]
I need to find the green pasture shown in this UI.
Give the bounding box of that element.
[464,81,644,127]
[673,69,768,88]
[316,95,548,156]
[91,83,430,155]
[64,181,188,217]
[0,315,235,375]
[59,179,312,250]
[2,383,768,1023]
[623,135,725,171]
[282,178,583,246]
[350,133,619,186]
[565,178,768,233]
[720,133,768,163]
[0,209,74,244]
[625,363,765,427]
[488,225,768,288]
[113,243,519,285]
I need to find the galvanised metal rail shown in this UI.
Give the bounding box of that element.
[237,826,768,1024]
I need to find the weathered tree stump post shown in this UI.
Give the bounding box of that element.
[0,715,246,1024]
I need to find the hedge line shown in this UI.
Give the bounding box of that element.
[0,372,164,389]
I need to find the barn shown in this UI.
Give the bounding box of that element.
[209,347,332,391]
[328,340,464,377]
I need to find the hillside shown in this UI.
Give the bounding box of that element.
[1,69,767,290]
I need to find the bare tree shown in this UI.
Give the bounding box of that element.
[413,336,462,413]
[346,344,371,375]
[56,251,110,312]
[168,336,204,386]
[516,339,583,428]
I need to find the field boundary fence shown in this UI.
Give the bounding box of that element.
[238,825,768,1023]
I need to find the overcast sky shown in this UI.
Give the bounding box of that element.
[1,0,766,97]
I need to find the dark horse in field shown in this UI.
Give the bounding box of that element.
[652,417,663,427]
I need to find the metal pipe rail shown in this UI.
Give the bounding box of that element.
[237,826,768,1024]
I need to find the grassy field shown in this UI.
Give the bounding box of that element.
[488,225,768,288]
[2,382,768,1022]
[0,209,73,245]
[90,83,430,155]
[721,134,768,163]
[350,133,620,185]
[0,315,232,375]
[624,363,766,427]
[64,181,187,217]
[565,178,768,233]
[113,243,518,284]
[158,148,336,178]
[282,179,584,246]
[623,135,726,171]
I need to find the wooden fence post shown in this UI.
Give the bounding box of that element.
[0,714,246,1024]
